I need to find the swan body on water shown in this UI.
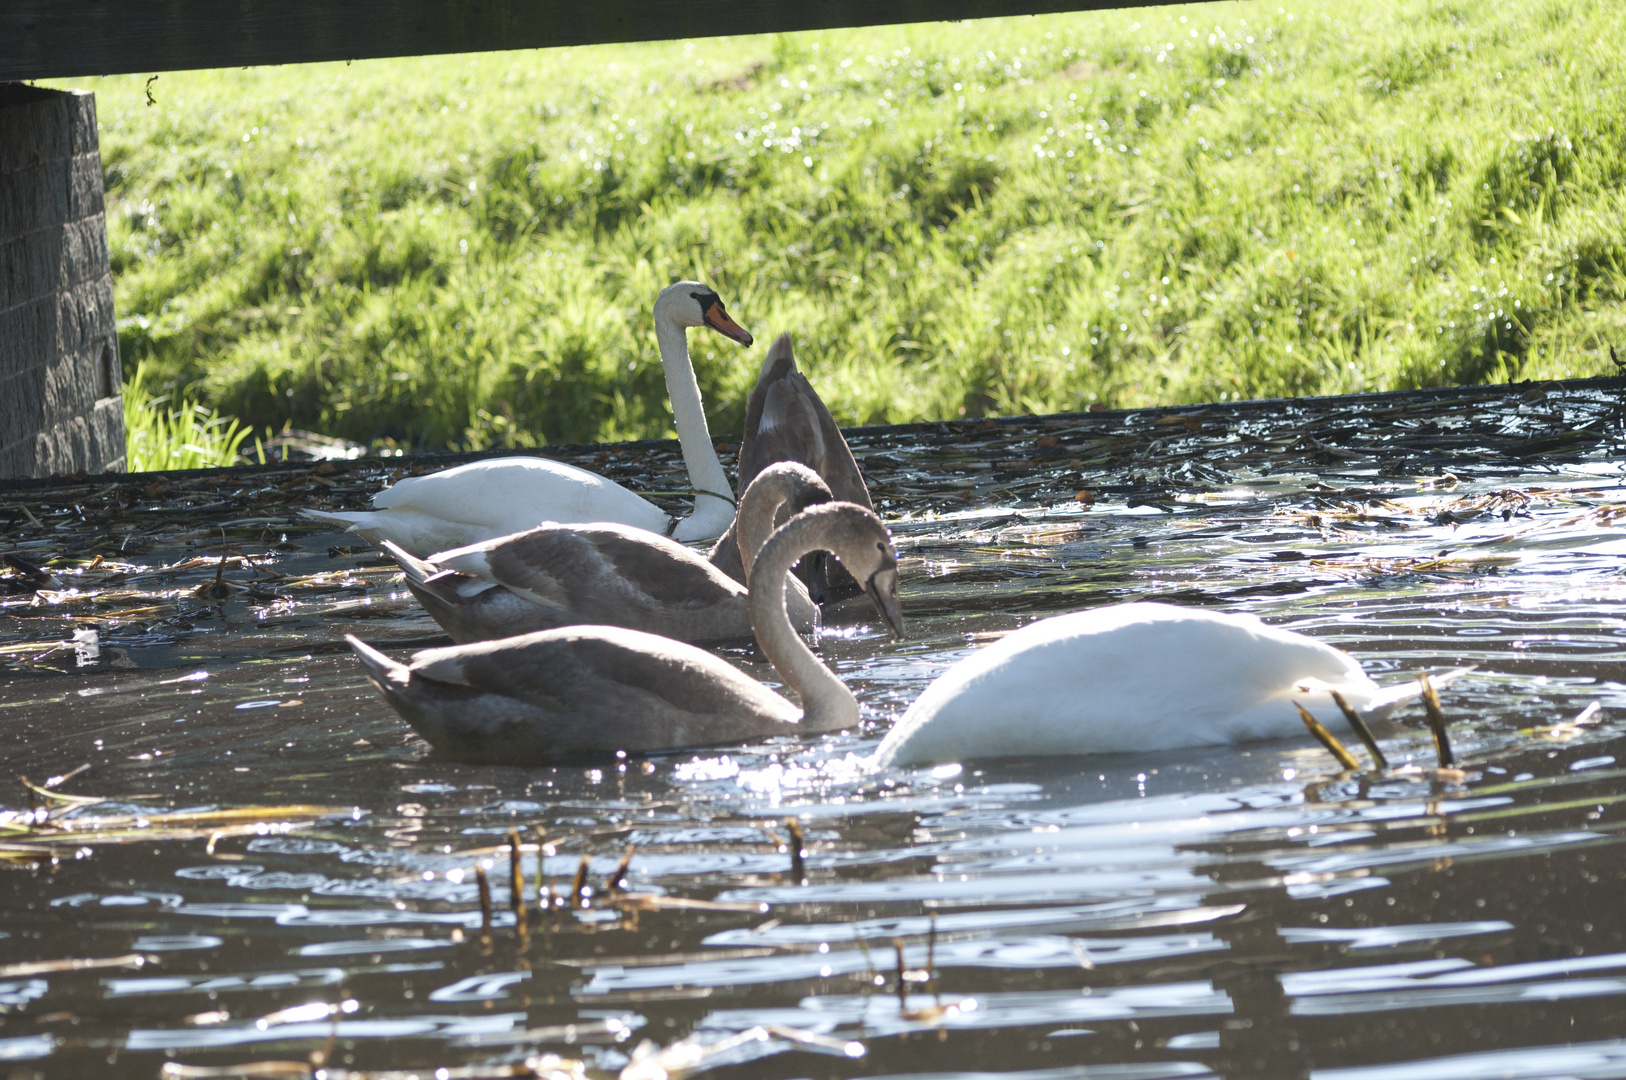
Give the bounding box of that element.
[382,463,833,645]
[350,501,904,763]
[870,602,1436,769]
[304,282,751,556]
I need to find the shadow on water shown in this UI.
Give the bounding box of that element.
[2,379,1626,1078]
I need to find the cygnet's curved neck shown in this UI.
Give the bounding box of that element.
[654,316,734,539]
[736,476,790,581]
[748,513,859,731]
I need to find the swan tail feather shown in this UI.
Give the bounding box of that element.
[1362,666,1475,719]
[348,635,409,690]
[380,540,496,603]
[301,507,366,530]
[380,540,436,586]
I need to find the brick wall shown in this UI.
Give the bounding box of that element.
[0,83,124,479]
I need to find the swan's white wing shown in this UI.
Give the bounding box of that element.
[309,458,673,556]
[375,458,671,533]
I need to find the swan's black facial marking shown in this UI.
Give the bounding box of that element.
[694,290,754,347]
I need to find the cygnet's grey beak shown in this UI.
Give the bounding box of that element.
[865,567,905,641]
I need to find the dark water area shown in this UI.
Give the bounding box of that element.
[3,380,1626,1079]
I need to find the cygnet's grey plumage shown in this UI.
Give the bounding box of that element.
[385,463,832,645]
[349,500,905,763]
[349,627,801,764]
[709,333,873,592]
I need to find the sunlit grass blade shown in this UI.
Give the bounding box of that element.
[123,361,260,472]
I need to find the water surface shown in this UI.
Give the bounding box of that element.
[3,381,1625,1079]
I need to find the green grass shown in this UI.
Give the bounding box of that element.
[123,362,260,471]
[53,0,1626,450]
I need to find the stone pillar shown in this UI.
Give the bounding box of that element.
[0,83,124,479]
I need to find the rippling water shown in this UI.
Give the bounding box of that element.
[3,383,1626,1078]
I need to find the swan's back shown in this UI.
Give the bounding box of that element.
[872,603,1381,767]
[375,458,670,537]
[352,626,801,764]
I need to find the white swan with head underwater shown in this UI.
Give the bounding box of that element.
[303,281,751,556]
[348,499,905,764]
[870,602,1449,769]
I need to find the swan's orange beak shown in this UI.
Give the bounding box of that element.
[703,301,753,347]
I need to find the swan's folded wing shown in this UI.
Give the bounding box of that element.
[370,458,671,535]
[434,531,573,613]
[743,379,828,487]
[706,523,747,584]
[588,527,745,609]
[738,335,799,495]
[795,370,873,509]
[410,629,795,722]
[440,523,740,617]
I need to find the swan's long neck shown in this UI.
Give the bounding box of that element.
[654,317,734,536]
[748,515,858,731]
[736,481,788,582]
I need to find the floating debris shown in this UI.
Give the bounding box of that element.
[0,953,150,978]
[0,803,350,865]
[783,816,805,882]
[602,844,635,895]
[475,864,494,946]
[569,854,591,908]
[620,1024,863,1080]
[508,828,527,924]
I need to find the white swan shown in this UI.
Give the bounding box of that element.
[348,501,904,763]
[303,281,751,556]
[870,602,1442,768]
[380,462,832,645]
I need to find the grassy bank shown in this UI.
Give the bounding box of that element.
[54,0,1626,450]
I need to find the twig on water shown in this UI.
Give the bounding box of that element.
[1296,703,1362,771]
[44,763,91,790]
[507,829,526,924]
[926,912,939,999]
[602,845,635,894]
[475,865,493,947]
[1420,675,1455,766]
[570,854,591,908]
[533,826,550,911]
[784,817,806,882]
[853,926,879,985]
[1329,690,1388,770]
[893,938,909,1010]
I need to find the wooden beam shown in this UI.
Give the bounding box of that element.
[3,1,1174,83]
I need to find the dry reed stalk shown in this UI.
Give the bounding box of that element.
[1420,675,1455,766]
[784,817,805,881]
[1329,690,1388,770]
[1296,703,1362,770]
